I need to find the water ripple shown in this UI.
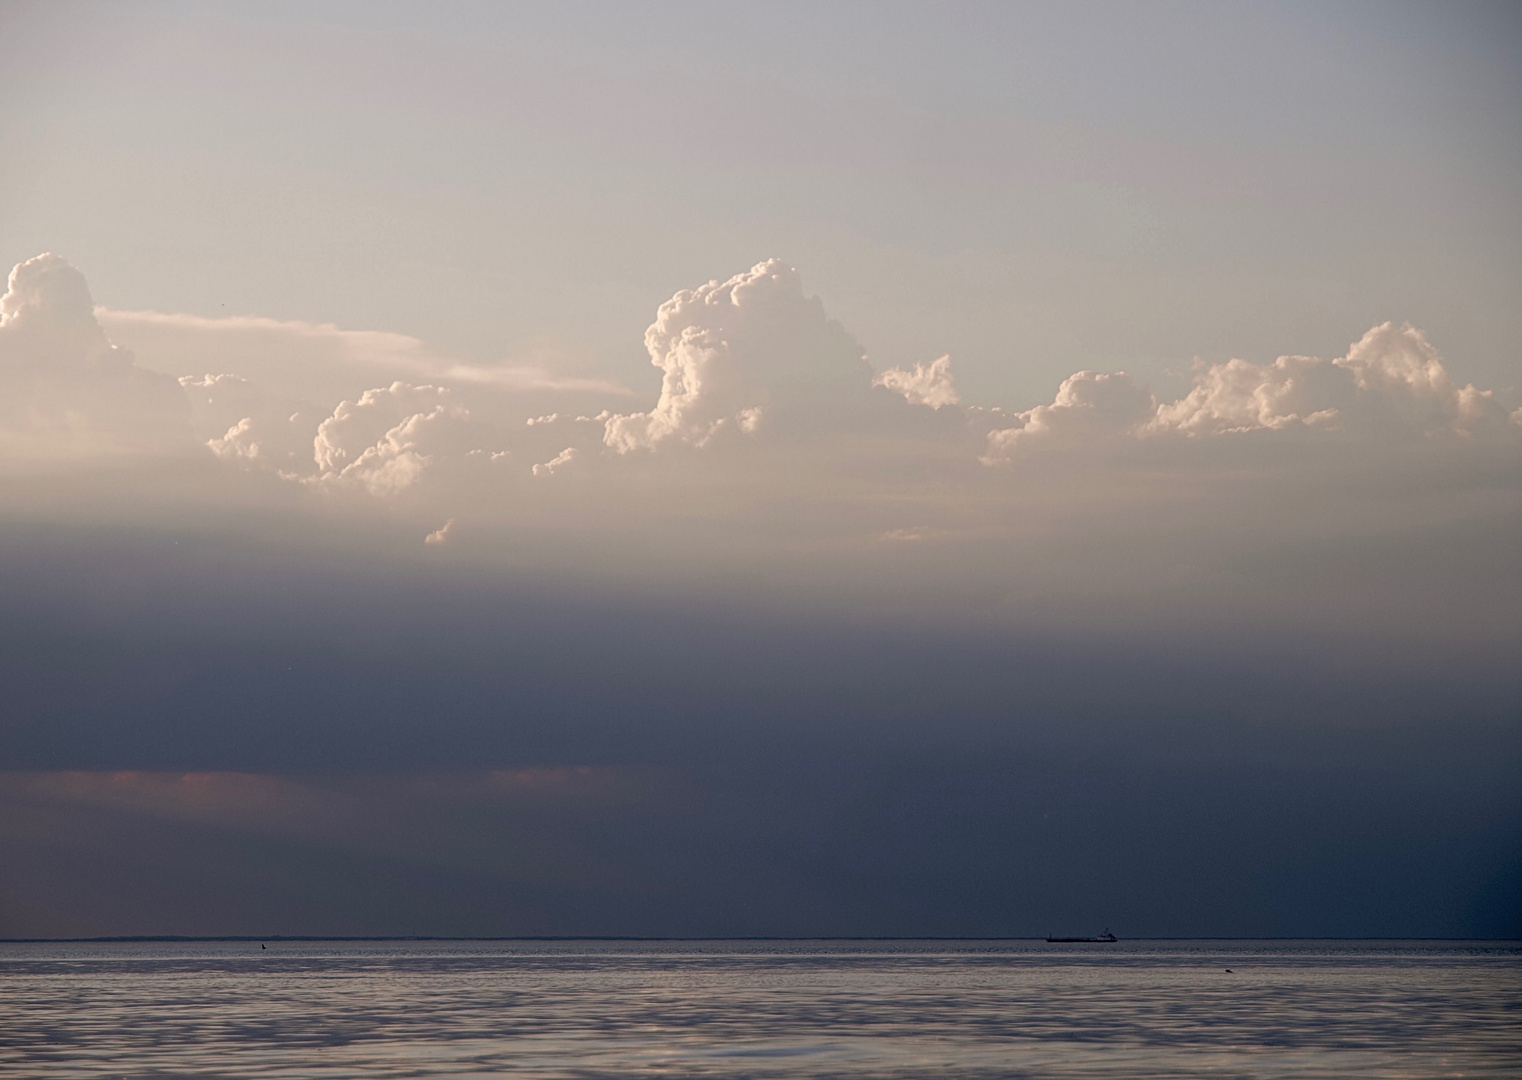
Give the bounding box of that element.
[2,940,1517,1078]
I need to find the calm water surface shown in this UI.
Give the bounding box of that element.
[1,939,1518,1078]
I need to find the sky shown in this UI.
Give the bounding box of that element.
[0,0,1519,939]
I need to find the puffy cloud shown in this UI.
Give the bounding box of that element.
[206,416,261,463]
[1152,323,1511,439]
[874,354,960,409]
[532,446,578,477]
[180,373,317,469]
[310,382,471,494]
[986,322,1519,463]
[982,370,1156,462]
[95,304,634,489]
[604,259,873,452]
[1149,354,1342,436]
[1334,322,1512,436]
[0,254,190,456]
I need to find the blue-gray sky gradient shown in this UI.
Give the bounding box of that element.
[0,1,1518,939]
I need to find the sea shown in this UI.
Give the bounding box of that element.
[1,939,1517,1078]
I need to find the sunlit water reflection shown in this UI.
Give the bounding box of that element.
[2,940,1517,1078]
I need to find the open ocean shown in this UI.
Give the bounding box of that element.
[1,939,1517,1078]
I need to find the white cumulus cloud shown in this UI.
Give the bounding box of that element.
[985,322,1519,463]
[1152,323,1511,440]
[604,259,873,452]
[532,446,578,476]
[982,370,1156,462]
[0,254,191,457]
[874,355,960,409]
[310,382,471,495]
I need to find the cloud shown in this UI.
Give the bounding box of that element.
[84,305,635,486]
[984,322,1519,463]
[1149,354,1343,436]
[9,255,1517,501]
[2,252,1516,645]
[532,446,578,476]
[179,373,317,469]
[101,308,636,398]
[0,768,672,893]
[1151,323,1511,440]
[43,251,1507,506]
[0,254,191,457]
[425,518,458,545]
[0,770,346,830]
[310,382,471,494]
[603,259,874,452]
[982,370,1156,462]
[206,416,260,463]
[874,354,960,409]
[0,768,660,824]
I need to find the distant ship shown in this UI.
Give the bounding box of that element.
[1046,929,1118,943]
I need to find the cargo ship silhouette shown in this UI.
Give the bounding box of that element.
[1046,929,1118,943]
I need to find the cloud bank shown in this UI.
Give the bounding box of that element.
[15,253,1513,478]
[2,253,1517,641]
[978,321,1513,462]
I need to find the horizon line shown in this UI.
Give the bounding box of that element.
[3,935,1517,944]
